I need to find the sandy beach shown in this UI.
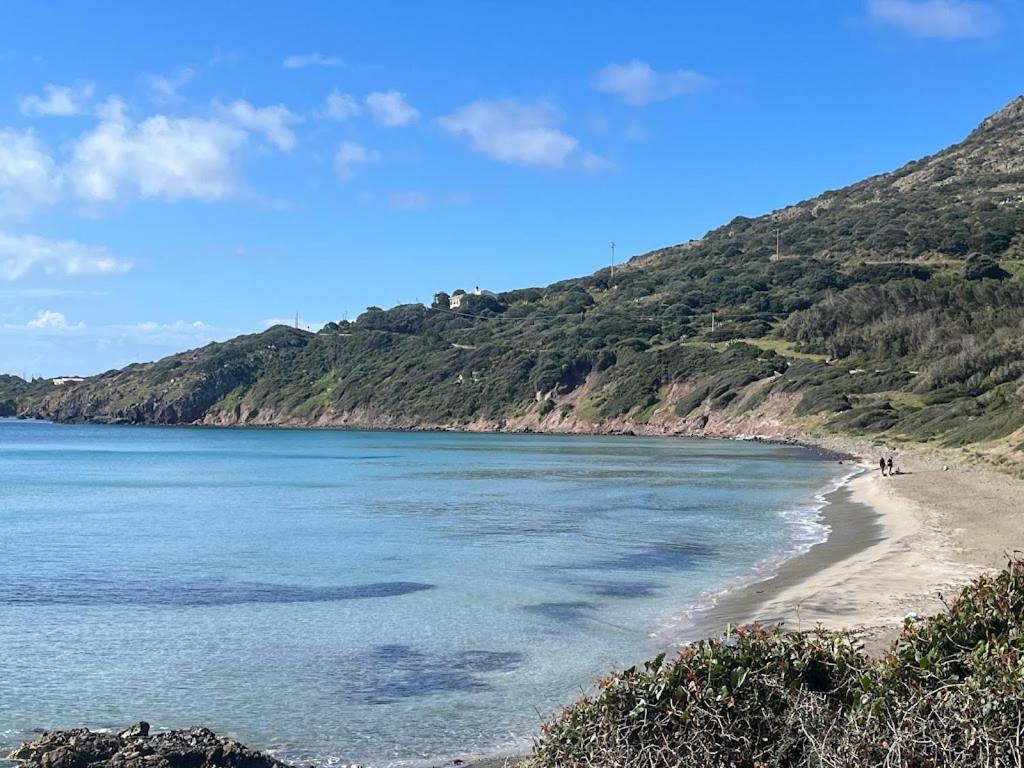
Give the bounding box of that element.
[730,441,1024,651]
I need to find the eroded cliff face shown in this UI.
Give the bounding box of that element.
[194,372,809,442]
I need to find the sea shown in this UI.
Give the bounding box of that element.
[0,419,853,767]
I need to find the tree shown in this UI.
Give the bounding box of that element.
[964,253,1010,281]
[432,291,451,310]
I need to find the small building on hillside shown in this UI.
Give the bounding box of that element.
[449,286,496,309]
[51,376,85,386]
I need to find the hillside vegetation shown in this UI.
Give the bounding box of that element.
[4,97,1024,468]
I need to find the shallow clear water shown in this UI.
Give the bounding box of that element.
[0,420,848,766]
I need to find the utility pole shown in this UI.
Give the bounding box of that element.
[609,241,616,281]
[711,312,716,332]
[775,228,781,262]
[294,312,299,329]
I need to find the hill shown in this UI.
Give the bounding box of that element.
[4,97,1024,470]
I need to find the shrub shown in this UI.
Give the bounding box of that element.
[964,253,1010,281]
[529,625,867,768]
[528,558,1024,768]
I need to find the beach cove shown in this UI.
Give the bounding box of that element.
[457,437,1024,767]
[1,420,860,768]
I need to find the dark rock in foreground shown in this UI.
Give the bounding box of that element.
[6,723,295,768]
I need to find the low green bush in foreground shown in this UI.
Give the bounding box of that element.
[528,558,1024,767]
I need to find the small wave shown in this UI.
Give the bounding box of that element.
[655,464,864,644]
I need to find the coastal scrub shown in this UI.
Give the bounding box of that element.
[528,558,1024,767]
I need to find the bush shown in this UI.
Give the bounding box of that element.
[529,626,867,768]
[964,253,1010,281]
[528,558,1024,768]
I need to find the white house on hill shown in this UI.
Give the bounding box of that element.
[450,286,496,309]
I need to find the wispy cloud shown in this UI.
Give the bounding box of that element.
[216,99,302,151]
[323,90,361,121]
[388,191,431,210]
[437,99,603,171]
[365,90,420,126]
[0,230,131,280]
[385,190,472,210]
[282,52,343,69]
[0,129,63,217]
[334,140,380,181]
[2,311,227,344]
[145,67,196,100]
[866,0,1000,38]
[592,60,706,106]
[19,82,95,117]
[0,313,240,378]
[0,287,109,298]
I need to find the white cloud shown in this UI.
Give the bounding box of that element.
[593,60,706,106]
[576,152,613,174]
[94,95,129,123]
[0,130,63,217]
[324,89,361,121]
[0,314,238,378]
[145,67,196,99]
[282,53,343,69]
[26,309,82,330]
[365,90,420,126]
[131,319,209,335]
[3,313,222,346]
[66,110,248,204]
[437,99,599,170]
[334,140,380,181]
[216,99,301,151]
[19,82,95,116]
[866,0,999,38]
[0,230,131,280]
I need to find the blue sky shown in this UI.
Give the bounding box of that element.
[1,0,1022,377]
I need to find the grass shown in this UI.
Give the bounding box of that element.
[887,391,927,411]
[741,337,830,362]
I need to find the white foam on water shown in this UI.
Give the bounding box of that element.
[653,463,864,647]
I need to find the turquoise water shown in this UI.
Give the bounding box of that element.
[0,420,849,766]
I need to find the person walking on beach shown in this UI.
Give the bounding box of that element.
[887,456,894,476]
[880,456,887,476]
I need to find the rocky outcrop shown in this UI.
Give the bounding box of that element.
[6,724,294,768]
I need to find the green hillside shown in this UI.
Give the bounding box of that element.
[5,97,1024,469]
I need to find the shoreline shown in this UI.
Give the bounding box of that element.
[5,425,1020,768]
[684,463,888,649]
[440,458,879,768]
[453,440,1024,768]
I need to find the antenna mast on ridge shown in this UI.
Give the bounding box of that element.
[609,241,616,281]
